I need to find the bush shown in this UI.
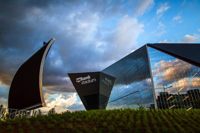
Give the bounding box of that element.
[0,109,200,132]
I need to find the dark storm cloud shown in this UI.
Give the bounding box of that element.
[0,0,66,87]
[0,0,152,92]
[0,0,58,86]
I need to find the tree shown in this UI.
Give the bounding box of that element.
[48,108,56,115]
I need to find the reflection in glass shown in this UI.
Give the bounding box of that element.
[103,44,200,110]
[103,46,155,109]
[148,47,200,109]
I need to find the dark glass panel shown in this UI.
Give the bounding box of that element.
[103,46,155,109]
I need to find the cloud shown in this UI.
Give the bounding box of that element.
[0,73,13,86]
[0,0,154,110]
[153,58,200,95]
[41,92,84,113]
[0,1,151,92]
[158,34,199,44]
[173,15,182,23]
[159,39,169,43]
[133,0,154,15]
[44,77,75,92]
[165,77,200,94]
[86,0,154,17]
[112,15,144,56]
[182,34,199,43]
[156,3,170,16]
[175,77,200,90]
[153,59,192,83]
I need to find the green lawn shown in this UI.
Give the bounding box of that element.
[0,109,200,133]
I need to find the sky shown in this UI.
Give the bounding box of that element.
[0,0,200,113]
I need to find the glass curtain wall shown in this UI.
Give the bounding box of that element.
[148,47,200,109]
[103,46,155,109]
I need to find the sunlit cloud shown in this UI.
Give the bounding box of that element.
[153,59,192,82]
[181,34,199,43]
[41,92,84,113]
[153,57,200,95]
[165,77,200,93]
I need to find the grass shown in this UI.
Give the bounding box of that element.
[0,109,200,133]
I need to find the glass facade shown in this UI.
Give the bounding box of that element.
[103,46,155,109]
[69,44,200,110]
[102,44,200,109]
[148,47,200,109]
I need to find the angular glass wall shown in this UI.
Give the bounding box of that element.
[148,47,200,109]
[103,46,155,109]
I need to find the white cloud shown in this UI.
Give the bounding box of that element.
[41,92,83,113]
[156,3,170,16]
[113,15,144,55]
[159,39,169,43]
[182,34,199,43]
[135,0,154,15]
[64,12,100,43]
[173,15,182,23]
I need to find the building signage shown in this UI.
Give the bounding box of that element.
[102,77,113,86]
[76,75,96,85]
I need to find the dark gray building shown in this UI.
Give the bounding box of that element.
[68,72,115,110]
[69,43,200,110]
